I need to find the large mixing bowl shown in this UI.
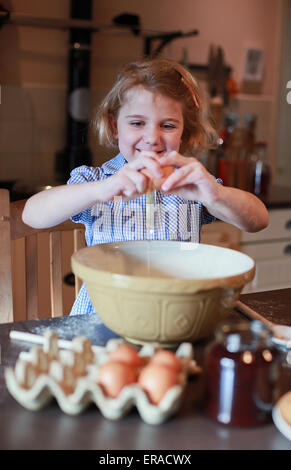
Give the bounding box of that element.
[71,241,255,346]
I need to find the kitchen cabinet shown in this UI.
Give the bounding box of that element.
[201,207,291,294]
[240,208,291,293]
[200,220,241,250]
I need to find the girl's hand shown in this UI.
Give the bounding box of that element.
[158,151,269,233]
[104,152,163,200]
[141,165,174,190]
[158,151,221,204]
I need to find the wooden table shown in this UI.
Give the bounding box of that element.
[1,289,291,451]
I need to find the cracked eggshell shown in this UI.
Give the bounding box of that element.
[141,165,174,190]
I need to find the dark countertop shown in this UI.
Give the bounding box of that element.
[240,288,291,325]
[0,289,291,451]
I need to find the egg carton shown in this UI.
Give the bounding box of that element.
[5,330,201,425]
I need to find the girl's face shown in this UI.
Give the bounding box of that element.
[112,86,184,162]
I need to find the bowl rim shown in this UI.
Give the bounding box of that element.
[71,241,256,294]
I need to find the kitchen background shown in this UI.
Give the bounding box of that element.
[0,0,290,193]
[1,0,291,318]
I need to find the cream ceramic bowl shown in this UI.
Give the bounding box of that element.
[71,241,255,346]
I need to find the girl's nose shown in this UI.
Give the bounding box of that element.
[143,132,160,146]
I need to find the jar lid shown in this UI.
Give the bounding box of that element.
[217,320,272,352]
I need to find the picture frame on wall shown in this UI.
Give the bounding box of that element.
[241,46,265,94]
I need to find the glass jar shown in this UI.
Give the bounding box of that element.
[249,142,271,196]
[204,320,280,427]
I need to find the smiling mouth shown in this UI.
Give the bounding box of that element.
[136,149,165,154]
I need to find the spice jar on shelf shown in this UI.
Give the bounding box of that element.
[204,320,281,427]
[223,128,249,190]
[249,142,271,196]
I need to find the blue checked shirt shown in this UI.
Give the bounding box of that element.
[67,153,218,317]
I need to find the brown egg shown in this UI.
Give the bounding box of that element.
[150,350,182,372]
[138,364,179,405]
[141,165,174,190]
[97,361,137,398]
[107,344,142,368]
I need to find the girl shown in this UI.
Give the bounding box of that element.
[22,58,268,316]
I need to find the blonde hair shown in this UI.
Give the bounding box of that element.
[93,58,218,155]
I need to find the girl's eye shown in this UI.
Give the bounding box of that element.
[163,123,176,129]
[130,121,143,127]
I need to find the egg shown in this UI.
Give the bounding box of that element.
[107,344,143,368]
[138,364,180,405]
[97,361,137,398]
[150,350,182,372]
[141,165,174,190]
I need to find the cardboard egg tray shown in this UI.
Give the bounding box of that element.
[5,330,201,425]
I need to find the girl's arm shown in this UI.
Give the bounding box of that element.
[22,181,107,228]
[201,185,269,233]
[158,152,269,233]
[22,156,162,229]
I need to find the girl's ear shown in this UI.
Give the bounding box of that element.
[109,113,118,139]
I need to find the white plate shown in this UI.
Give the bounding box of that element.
[272,405,291,441]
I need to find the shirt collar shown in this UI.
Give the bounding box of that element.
[101,153,127,175]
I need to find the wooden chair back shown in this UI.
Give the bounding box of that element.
[0,189,86,323]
